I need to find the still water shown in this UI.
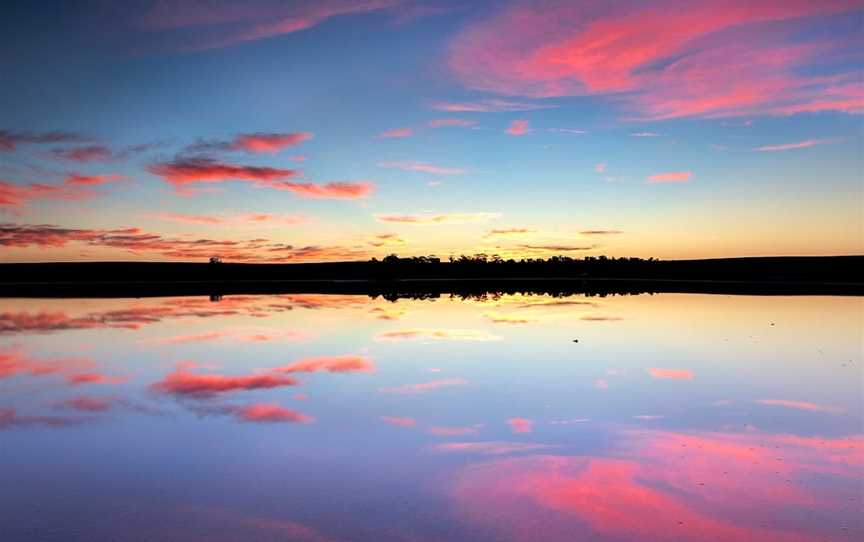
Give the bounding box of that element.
[1,292,861,541]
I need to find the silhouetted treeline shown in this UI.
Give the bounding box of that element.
[0,254,861,298]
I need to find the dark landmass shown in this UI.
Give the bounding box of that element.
[0,255,861,298]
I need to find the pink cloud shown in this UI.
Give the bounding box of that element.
[64,173,123,186]
[648,368,694,380]
[151,367,299,397]
[274,355,374,374]
[65,372,126,386]
[232,403,314,423]
[0,408,84,430]
[137,0,403,52]
[0,181,98,207]
[447,1,863,119]
[431,99,554,112]
[52,145,112,162]
[647,171,691,183]
[151,212,306,225]
[755,399,844,414]
[379,378,469,394]
[374,213,500,225]
[275,181,374,199]
[148,157,299,187]
[378,127,413,138]
[506,119,531,136]
[233,132,312,153]
[381,416,416,427]
[378,161,466,175]
[428,118,478,128]
[754,139,834,152]
[0,130,86,152]
[62,396,115,412]
[428,426,479,436]
[507,417,534,434]
[431,441,556,455]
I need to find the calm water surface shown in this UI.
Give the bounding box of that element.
[1,293,862,541]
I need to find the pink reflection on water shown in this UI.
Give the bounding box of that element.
[450,429,863,542]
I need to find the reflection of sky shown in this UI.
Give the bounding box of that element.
[1,293,862,541]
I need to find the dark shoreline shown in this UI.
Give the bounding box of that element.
[0,277,861,299]
[1,256,861,298]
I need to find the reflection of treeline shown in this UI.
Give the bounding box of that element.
[0,255,861,298]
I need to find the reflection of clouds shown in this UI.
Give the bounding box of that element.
[450,429,863,542]
[188,402,313,424]
[432,441,558,456]
[368,306,407,320]
[755,399,845,414]
[1,294,367,336]
[1,348,123,386]
[151,367,299,397]
[482,311,537,325]
[379,378,469,395]
[1,407,87,430]
[648,368,694,380]
[428,426,479,436]
[273,355,374,374]
[375,328,500,342]
[381,416,416,427]
[507,417,534,434]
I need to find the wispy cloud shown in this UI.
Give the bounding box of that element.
[580,230,622,235]
[375,212,500,224]
[506,119,531,136]
[377,127,413,139]
[432,99,554,113]
[0,129,87,152]
[375,328,500,341]
[631,132,662,137]
[379,378,469,394]
[755,399,844,414]
[754,139,834,152]
[648,368,694,380]
[428,118,477,128]
[188,132,312,154]
[648,171,691,183]
[484,227,536,239]
[378,161,466,175]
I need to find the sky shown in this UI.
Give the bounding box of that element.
[0,0,862,263]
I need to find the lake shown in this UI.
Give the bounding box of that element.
[1,292,861,541]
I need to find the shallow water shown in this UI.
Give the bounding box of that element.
[1,293,862,542]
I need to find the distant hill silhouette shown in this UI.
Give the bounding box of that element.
[0,255,861,297]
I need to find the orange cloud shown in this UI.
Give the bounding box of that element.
[374,213,500,225]
[506,119,531,136]
[507,417,534,434]
[579,230,622,235]
[379,378,469,394]
[151,212,305,225]
[484,227,535,239]
[648,368,694,380]
[378,127,413,138]
[647,171,691,183]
